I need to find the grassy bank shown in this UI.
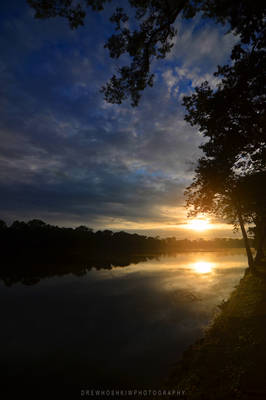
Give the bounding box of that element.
[166,265,266,400]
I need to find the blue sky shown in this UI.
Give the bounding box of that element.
[0,0,240,238]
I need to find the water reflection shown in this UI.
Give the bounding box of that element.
[0,254,156,286]
[0,250,248,391]
[192,261,215,274]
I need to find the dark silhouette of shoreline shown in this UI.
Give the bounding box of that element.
[166,267,266,400]
[0,218,250,286]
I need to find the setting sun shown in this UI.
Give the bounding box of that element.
[188,219,210,231]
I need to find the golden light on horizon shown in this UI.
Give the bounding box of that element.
[192,261,214,274]
[188,218,210,231]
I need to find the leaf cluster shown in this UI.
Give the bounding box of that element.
[28,0,266,105]
[183,43,266,229]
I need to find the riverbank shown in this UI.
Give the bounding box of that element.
[166,265,266,400]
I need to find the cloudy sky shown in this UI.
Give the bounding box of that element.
[0,0,240,238]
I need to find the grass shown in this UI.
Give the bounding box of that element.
[165,264,266,400]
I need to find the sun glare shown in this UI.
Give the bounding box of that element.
[193,261,213,274]
[188,219,210,231]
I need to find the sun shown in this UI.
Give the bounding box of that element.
[188,218,210,231]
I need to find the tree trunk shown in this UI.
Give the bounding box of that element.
[236,208,254,271]
[255,247,264,264]
[254,223,265,265]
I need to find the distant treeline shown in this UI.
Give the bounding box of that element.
[0,219,251,260]
[0,219,252,286]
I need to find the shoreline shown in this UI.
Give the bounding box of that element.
[164,265,266,399]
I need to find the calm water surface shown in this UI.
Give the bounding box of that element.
[0,251,247,389]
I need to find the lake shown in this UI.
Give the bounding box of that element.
[0,250,247,394]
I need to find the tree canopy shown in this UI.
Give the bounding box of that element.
[183,42,266,269]
[28,0,265,105]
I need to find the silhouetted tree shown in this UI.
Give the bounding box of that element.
[0,220,7,230]
[75,225,93,233]
[27,219,47,229]
[185,158,262,269]
[236,172,266,264]
[10,220,28,230]
[27,0,265,105]
[183,45,266,270]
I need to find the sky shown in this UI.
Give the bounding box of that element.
[0,0,241,238]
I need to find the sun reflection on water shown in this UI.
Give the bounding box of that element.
[192,261,215,274]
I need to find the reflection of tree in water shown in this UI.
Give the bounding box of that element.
[0,219,164,286]
[0,254,156,287]
[0,219,247,286]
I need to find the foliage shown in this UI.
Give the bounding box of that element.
[27,0,266,105]
[183,45,265,172]
[183,43,266,266]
